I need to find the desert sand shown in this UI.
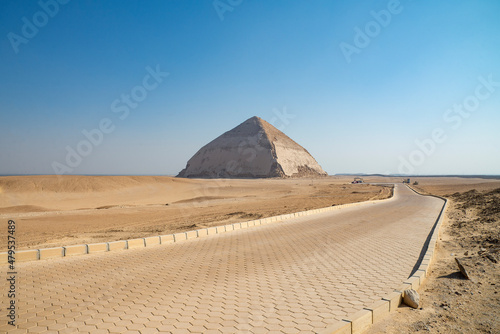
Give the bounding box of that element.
[0,175,391,251]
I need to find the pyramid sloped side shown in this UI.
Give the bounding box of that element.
[273,141,327,176]
[257,119,327,177]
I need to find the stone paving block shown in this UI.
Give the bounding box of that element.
[420,259,431,268]
[185,231,198,239]
[423,253,433,261]
[383,292,403,312]
[364,299,390,322]
[343,309,373,334]
[206,227,217,235]
[414,270,427,284]
[63,244,87,257]
[173,233,187,242]
[417,265,429,276]
[232,223,241,230]
[127,238,145,248]
[225,224,234,231]
[160,234,175,243]
[87,243,108,253]
[144,236,160,247]
[240,222,249,229]
[216,225,226,233]
[16,249,39,262]
[108,240,127,251]
[404,276,420,290]
[40,247,64,260]
[317,320,351,334]
[427,244,436,256]
[197,229,208,237]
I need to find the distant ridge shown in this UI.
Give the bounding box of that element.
[177,116,327,178]
[335,174,500,180]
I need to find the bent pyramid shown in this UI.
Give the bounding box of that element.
[177,116,327,178]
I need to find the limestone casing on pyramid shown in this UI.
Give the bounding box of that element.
[177,116,327,178]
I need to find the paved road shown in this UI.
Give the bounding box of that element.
[1,185,444,334]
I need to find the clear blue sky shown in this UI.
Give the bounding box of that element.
[1,0,499,175]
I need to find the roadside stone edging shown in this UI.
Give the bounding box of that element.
[1,185,395,265]
[318,184,448,334]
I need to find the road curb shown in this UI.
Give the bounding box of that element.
[318,184,448,334]
[1,185,395,265]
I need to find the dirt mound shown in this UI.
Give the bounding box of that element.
[486,187,500,195]
[174,196,226,204]
[450,187,500,219]
[0,205,50,213]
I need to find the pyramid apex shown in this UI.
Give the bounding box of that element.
[246,116,263,122]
